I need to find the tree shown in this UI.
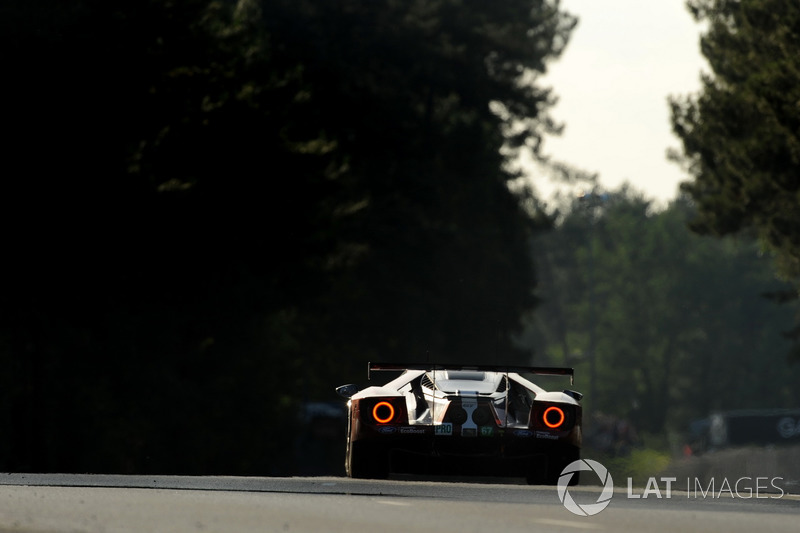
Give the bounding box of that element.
[669,0,800,279]
[1,0,578,473]
[522,189,800,437]
[252,0,578,364]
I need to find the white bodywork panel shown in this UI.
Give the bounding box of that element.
[352,369,576,427]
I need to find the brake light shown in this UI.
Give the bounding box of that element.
[372,401,396,424]
[530,402,573,431]
[543,406,565,429]
[360,397,408,425]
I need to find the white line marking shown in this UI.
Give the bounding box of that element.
[373,499,411,506]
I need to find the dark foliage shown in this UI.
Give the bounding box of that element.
[670,0,800,279]
[1,0,574,473]
[523,190,800,437]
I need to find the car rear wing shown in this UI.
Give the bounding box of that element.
[368,362,574,385]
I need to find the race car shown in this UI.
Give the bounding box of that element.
[336,363,582,484]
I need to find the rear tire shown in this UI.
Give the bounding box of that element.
[550,449,581,485]
[347,440,390,479]
[527,450,580,485]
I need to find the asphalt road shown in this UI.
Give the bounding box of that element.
[0,474,798,533]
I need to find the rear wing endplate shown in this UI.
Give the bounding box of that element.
[368,362,573,385]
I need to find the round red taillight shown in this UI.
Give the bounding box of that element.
[372,401,395,424]
[543,406,565,429]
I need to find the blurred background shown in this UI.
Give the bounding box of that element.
[3,0,799,483]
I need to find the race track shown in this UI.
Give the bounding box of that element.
[0,474,798,532]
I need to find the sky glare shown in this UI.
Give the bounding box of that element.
[528,0,708,206]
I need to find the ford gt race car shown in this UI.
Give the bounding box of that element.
[336,363,582,484]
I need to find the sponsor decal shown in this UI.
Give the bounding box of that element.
[535,430,559,440]
[377,426,396,435]
[435,423,453,436]
[480,426,494,437]
[399,427,425,435]
[513,430,533,438]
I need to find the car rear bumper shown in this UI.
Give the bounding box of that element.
[353,422,580,460]
[367,431,579,478]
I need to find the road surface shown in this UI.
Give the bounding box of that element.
[0,474,798,532]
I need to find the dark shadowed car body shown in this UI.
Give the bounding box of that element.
[336,363,582,484]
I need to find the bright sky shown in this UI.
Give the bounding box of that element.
[527,0,708,207]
